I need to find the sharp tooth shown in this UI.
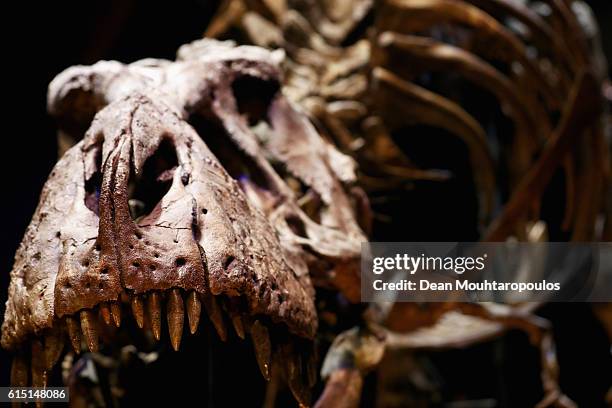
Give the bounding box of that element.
[31,338,48,388]
[44,328,64,371]
[283,345,298,380]
[99,303,112,325]
[231,314,245,339]
[167,288,184,351]
[186,291,201,334]
[10,352,29,387]
[288,371,311,406]
[251,320,271,381]
[80,310,99,352]
[65,316,81,354]
[305,351,317,388]
[147,292,162,341]
[131,296,145,328]
[283,344,311,407]
[225,298,245,339]
[204,296,227,341]
[32,339,48,408]
[110,301,122,327]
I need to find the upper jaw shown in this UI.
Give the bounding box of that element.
[2,40,366,407]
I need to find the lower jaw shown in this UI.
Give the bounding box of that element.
[9,288,317,406]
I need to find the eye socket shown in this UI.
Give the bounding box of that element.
[127,138,178,221]
[231,75,279,126]
[188,115,271,190]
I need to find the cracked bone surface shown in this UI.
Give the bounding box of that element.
[1,39,365,400]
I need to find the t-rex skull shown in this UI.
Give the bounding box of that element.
[2,39,366,405]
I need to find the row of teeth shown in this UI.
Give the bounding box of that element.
[10,289,316,406]
[74,289,227,352]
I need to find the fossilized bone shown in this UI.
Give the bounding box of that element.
[2,1,609,407]
[208,0,609,233]
[2,39,367,406]
[206,0,610,406]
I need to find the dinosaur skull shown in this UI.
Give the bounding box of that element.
[2,39,366,405]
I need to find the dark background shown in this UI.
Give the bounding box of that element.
[1,1,611,406]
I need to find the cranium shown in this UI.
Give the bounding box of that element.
[2,39,366,405]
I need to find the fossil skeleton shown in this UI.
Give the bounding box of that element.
[205,0,610,406]
[207,0,609,237]
[1,0,611,407]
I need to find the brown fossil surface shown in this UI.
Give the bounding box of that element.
[2,0,611,406]
[2,39,366,405]
[206,1,610,407]
[207,0,609,236]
